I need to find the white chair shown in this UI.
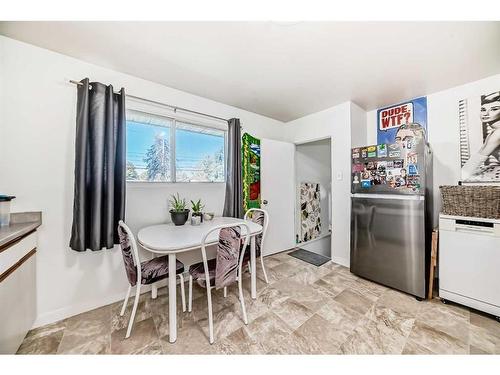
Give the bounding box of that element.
[117,221,186,338]
[187,222,250,344]
[243,208,270,284]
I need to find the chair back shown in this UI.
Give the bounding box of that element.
[244,208,268,255]
[117,220,141,286]
[201,222,250,290]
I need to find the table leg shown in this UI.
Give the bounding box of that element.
[250,236,257,299]
[168,253,177,343]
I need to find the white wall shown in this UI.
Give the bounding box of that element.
[366,74,500,224]
[0,36,286,327]
[284,102,367,267]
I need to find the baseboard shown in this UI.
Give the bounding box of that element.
[32,279,168,329]
[331,256,349,268]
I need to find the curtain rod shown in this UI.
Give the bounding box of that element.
[69,80,229,123]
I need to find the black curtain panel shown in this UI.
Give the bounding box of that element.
[223,118,244,218]
[70,78,126,252]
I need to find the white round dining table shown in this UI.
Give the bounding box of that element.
[137,217,263,343]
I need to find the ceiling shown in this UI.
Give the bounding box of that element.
[1,21,500,122]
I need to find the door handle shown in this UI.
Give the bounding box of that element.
[262,200,268,205]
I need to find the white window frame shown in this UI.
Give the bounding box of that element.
[125,107,227,184]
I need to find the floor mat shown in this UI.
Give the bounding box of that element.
[288,248,330,267]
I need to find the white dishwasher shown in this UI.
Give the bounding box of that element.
[439,214,500,318]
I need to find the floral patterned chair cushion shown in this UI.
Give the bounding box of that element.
[141,256,184,285]
[189,226,242,290]
[118,224,184,286]
[188,258,217,288]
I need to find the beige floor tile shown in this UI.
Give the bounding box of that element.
[58,334,110,354]
[365,304,415,338]
[339,317,407,354]
[402,339,435,354]
[110,298,152,332]
[469,324,500,354]
[313,278,347,299]
[273,298,315,330]
[58,305,112,352]
[110,318,160,354]
[160,321,217,354]
[17,328,64,354]
[376,289,422,317]
[216,326,266,354]
[470,311,500,338]
[197,305,246,340]
[334,289,374,315]
[239,311,294,354]
[317,299,364,330]
[294,314,348,354]
[256,286,290,309]
[133,342,163,354]
[416,300,470,342]
[406,321,468,354]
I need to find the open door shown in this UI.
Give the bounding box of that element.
[260,138,296,255]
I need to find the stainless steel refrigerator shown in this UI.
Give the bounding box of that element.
[350,141,432,299]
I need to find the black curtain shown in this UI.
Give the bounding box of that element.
[223,118,243,218]
[70,78,126,252]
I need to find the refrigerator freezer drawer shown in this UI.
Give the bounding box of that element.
[439,228,500,311]
[350,196,426,298]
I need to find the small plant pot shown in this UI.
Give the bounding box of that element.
[191,215,202,226]
[170,209,190,226]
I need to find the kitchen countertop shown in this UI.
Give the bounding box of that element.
[0,212,42,248]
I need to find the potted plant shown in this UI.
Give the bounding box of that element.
[190,199,205,226]
[169,193,189,226]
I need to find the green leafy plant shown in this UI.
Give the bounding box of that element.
[190,199,205,216]
[169,193,188,212]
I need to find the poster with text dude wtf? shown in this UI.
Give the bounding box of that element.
[377,96,428,145]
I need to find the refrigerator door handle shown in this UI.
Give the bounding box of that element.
[352,193,424,200]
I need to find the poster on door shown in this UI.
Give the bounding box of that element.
[459,91,500,182]
[242,133,261,211]
[377,96,428,145]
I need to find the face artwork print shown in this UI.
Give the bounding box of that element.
[460,91,500,182]
[300,182,321,242]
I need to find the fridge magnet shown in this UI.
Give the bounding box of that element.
[388,150,401,158]
[386,161,394,168]
[352,148,360,159]
[367,161,376,170]
[367,145,377,157]
[361,148,368,158]
[459,91,500,182]
[408,164,418,175]
[361,169,371,179]
[377,96,428,144]
[352,163,364,173]
[394,159,404,168]
[407,152,418,164]
[377,144,387,157]
[395,174,406,188]
[361,180,371,188]
[407,176,421,191]
[377,161,387,175]
[353,174,360,184]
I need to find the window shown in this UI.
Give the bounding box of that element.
[126,110,226,183]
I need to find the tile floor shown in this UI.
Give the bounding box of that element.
[16,250,500,355]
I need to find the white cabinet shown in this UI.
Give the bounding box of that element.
[0,232,37,354]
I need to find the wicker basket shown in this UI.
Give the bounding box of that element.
[440,185,500,219]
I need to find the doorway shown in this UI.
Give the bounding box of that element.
[295,137,332,259]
